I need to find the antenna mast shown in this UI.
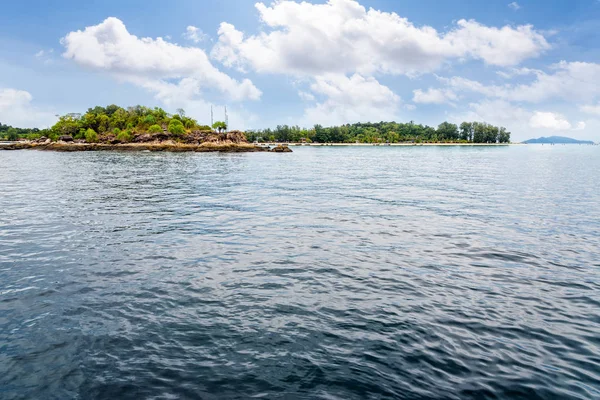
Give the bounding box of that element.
[211,105,214,127]
[224,106,228,129]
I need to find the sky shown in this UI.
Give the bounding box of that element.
[1,0,600,142]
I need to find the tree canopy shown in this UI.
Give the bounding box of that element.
[1,105,510,145]
[245,121,510,144]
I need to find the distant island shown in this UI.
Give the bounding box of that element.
[523,136,595,145]
[1,104,513,152]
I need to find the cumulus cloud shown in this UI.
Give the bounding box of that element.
[211,0,548,76]
[302,74,401,126]
[413,88,458,104]
[0,88,56,128]
[183,26,208,43]
[61,17,261,103]
[508,2,521,11]
[529,111,573,130]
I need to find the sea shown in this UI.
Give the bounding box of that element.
[1,145,599,399]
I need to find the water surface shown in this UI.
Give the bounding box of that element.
[1,146,599,399]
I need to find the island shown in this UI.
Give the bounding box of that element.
[1,104,514,151]
[0,105,291,153]
[522,136,595,145]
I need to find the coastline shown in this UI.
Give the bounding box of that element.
[0,141,525,152]
[275,142,522,146]
[0,141,292,153]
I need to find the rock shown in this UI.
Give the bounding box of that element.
[100,134,116,143]
[59,135,73,142]
[133,133,153,143]
[270,145,293,153]
[44,139,51,144]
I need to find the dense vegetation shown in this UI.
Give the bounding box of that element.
[0,123,43,141]
[0,105,213,142]
[246,121,510,143]
[1,104,510,144]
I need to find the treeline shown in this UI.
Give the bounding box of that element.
[246,121,510,143]
[2,107,511,145]
[1,105,215,142]
[0,123,43,141]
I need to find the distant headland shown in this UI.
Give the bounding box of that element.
[522,136,595,145]
[0,104,515,152]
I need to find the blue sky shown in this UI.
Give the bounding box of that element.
[1,0,600,141]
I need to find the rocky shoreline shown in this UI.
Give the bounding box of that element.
[0,129,294,153]
[0,141,295,153]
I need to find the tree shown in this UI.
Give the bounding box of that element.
[148,124,162,133]
[85,128,98,143]
[168,119,185,135]
[7,127,19,141]
[498,127,511,143]
[459,122,473,141]
[437,122,459,141]
[117,129,132,143]
[52,115,80,137]
[176,108,186,118]
[143,115,156,125]
[212,121,227,133]
[472,122,485,143]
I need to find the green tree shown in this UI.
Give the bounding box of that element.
[498,127,511,143]
[212,121,227,133]
[459,122,473,141]
[52,115,80,137]
[85,128,98,143]
[143,115,156,125]
[148,124,163,133]
[437,122,459,141]
[168,119,185,135]
[7,127,19,141]
[117,129,132,142]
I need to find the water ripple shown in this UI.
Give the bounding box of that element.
[0,147,599,399]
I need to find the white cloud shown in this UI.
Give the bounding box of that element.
[61,17,261,103]
[508,2,521,11]
[451,99,530,128]
[35,49,55,65]
[302,74,401,126]
[0,88,56,128]
[212,0,549,76]
[448,100,592,141]
[298,91,315,101]
[413,88,458,104]
[529,111,573,130]
[183,26,208,43]
[581,103,600,115]
[438,61,600,103]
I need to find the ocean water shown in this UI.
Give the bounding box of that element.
[0,145,599,399]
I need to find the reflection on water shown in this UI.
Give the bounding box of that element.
[1,146,599,399]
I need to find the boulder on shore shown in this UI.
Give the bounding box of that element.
[270,145,293,153]
[59,135,73,142]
